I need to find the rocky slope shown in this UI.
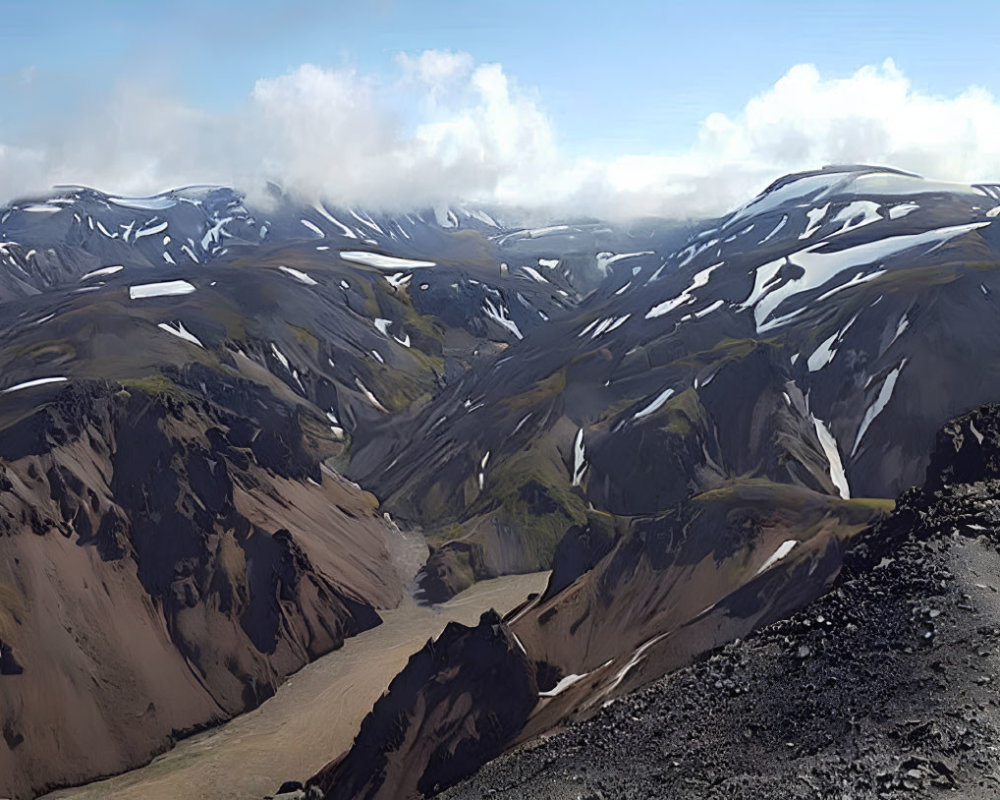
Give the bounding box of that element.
[293,479,883,800]
[441,404,1000,799]
[284,166,1000,800]
[353,165,1000,603]
[308,611,538,800]
[0,373,405,800]
[6,165,1000,799]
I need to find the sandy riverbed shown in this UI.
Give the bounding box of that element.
[42,571,549,800]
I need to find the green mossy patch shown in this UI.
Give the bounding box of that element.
[654,387,709,437]
[119,373,189,403]
[501,368,567,412]
[289,324,320,354]
[9,339,77,362]
[470,455,588,568]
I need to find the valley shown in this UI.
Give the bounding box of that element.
[3,164,1000,799]
[42,572,550,800]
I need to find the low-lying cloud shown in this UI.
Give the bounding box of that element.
[2,54,999,219]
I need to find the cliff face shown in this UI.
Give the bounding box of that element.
[0,378,404,800]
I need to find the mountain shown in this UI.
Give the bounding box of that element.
[0,184,688,799]
[3,164,1000,799]
[440,403,1000,800]
[348,165,1000,605]
[293,165,1000,798]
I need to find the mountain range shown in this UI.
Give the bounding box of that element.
[2,164,1000,799]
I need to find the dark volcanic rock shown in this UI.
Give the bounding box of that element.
[925,404,1000,492]
[0,640,22,676]
[307,610,538,800]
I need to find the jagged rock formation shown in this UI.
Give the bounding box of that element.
[306,611,537,800]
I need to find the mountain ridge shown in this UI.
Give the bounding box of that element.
[4,164,1000,799]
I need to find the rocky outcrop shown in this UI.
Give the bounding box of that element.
[306,611,537,800]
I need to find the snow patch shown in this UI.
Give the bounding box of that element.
[96,220,118,238]
[270,343,290,371]
[807,332,839,372]
[355,378,388,412]
[134,220,169,240]
[512,413,532,436]
[278,266,318,285]
[646,263,721,319]
[314,203,357,238]
[340,251,435,270]
[521,265,549,283]
[2,376,68,393]
[799,203,830,239]
[756,540,799,575]
[482,297,523,339]
[571,428,587,486]
[812,416,850,498]
[830,200,881,235]
[758,214,788,244]
[200,217,232,250]
[108,195,177,211]
[595,314,631,337]
[887,313,909,350]
[539,672,589,698]
[384,272,412,290]
[889,202,919,220]
[814,270,886,305]
[157,321,203,348]
[852,360,907,457]
[80,265,124,281]
[301,218,325,238]
[634,387,674,420]
[744,223,988,332]
[129,280,196,300]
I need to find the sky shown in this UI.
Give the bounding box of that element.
[2,0,1000,218]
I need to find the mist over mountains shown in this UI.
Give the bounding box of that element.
[4,53,1000,220]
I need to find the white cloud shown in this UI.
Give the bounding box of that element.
[396,49,474,85]
[1,55,1000,219]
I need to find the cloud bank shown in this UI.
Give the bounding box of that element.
[2,55,999,219]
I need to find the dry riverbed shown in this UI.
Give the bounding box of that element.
[42,571,550,800]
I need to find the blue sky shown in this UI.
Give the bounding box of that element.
[2,0,1000,216]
